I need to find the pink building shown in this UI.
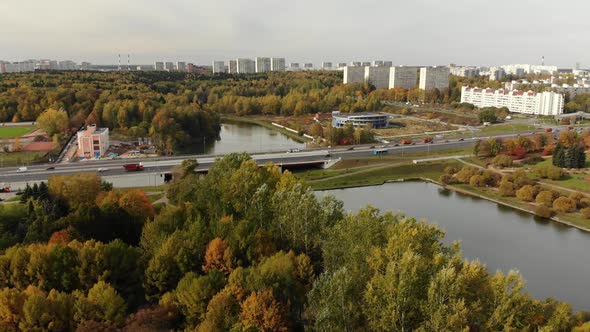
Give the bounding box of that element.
[77,125,109,158]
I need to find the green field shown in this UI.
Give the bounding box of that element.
[0,126,36,138]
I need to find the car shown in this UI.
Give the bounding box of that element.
[16,167,27,173]
[459,138,465,141]
[46,166,55,171]
[97,167,108,172]
[411,142,416,145]
[346,147,354,150]
[286,148,300,153]
[369,145,375,149]
[394,143,400,147]
[444,140,449,143]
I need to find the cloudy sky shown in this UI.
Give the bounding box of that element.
[1,0,588,68]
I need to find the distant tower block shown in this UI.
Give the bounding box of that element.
[127,54,130,71]
[542,55,545,66]
[118,54,121,71]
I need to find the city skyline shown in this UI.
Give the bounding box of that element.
[1,0,589,68]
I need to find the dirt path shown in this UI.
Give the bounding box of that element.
[310,163,402,183]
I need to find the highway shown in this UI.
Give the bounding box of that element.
[2,126,586,186]
[2,139,474,185]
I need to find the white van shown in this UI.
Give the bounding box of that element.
[17,166,28,173]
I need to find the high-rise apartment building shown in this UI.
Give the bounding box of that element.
[165,62,175,71]
[304,63,313,69]
[255,57,271,73]
[155,62,164,71]
[213,61,226,73]
[228,60,237,73]
[361,62,371,67]
[372,60,384,67]
[237,58,255,74]
[460,86,563,116]
[322,62,333,69]
[344,66,365,84]
[337,63,347,68]
[290,63,300,70]
[384,61,393,67]
[489,67,506,81]
[389,66,419,89]
[177,62,187,72]
[351,61,362,67]
[450,66,479,78]
[365,66,390,89]
[419,66,450,90]
[271,58,286,71]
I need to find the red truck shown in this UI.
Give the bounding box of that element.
[422,137,433,143]
[0,183,10,193]
[123,163,144,172]
[544,128,553,132]
[401,139,413,145]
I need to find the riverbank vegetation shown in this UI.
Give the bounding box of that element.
[0,154,588,330]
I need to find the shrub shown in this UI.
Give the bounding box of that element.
[580,198,590,209]
[581,207,590,219]
[535,164,563,180]
[569,192,588,209]
[492,155,513,168]
[482,170,500,187]
[469,175,486,187]
[439,174,453,185]
[455,167,480,184]
[535,206,554,218]
[443,166,458,175]
[516,185,537,202]
[535,190,555,208]
[553,197,576,213]
[512,170,535,189]
[498,181,515,197]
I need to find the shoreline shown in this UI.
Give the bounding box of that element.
[315,177,590,233]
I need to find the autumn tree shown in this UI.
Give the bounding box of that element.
[203,238,234,274]
[239,289,288,332]
[36,108,69,137]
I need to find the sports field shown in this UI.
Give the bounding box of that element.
[0,126,36,138]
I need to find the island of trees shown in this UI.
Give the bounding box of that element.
[0,154,589,331]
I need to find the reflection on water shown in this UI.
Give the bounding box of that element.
[193,122,305,155]
[318,182,590,310]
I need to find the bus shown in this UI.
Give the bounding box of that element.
[373,148,388,156]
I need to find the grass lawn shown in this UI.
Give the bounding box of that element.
[310,160,462,190]
[479,123,537,135]
[147,193,165,203]
[0,126,36,138]
[0,151,46,167]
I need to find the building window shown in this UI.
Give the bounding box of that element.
[93,140,99,145]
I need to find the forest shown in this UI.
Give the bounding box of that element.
[0,154,589,331]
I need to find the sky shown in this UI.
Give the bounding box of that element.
[1,0,589,68]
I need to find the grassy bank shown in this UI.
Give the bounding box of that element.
[221,115,310,144]
[309,160,462,190]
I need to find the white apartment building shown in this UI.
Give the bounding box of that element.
[58,60,77,70]
[419,66,450,90]
[237,58,255,74]
[361,62,371,67]
[304,63,313,69]
[372,60,384,67]
[343,66,365,84]
[501,64,558,75]
[350,61,362,67]
[228,60,237,73]
[165,62,175,71]
[365,66,390,89]
[213,61,226,73]
[337,63,347,69]
[389,66,419,89]
[290,63,300,70]
[450,66,479,78]
[322,62,333,69]
[255,57,271,73]
[177,62,187,72]
[155,62,164,71]
[461,86,563,116]
[383,61,393,67]
[271,58,286,71]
